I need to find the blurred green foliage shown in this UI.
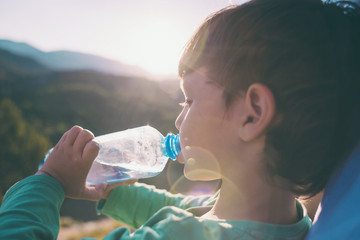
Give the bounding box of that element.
[0,98,51,199]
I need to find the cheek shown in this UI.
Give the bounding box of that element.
[177,109,197,146]
[179,112,225,148]
[182,146,222,181]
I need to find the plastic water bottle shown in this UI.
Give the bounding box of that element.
[40,126,180,185]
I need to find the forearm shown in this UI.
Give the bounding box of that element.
[97,182,185,228]
[0,175,65,240]
[97,182,217,229]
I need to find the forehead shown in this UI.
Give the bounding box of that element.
[180,68,210,91]
[180,68,223,100]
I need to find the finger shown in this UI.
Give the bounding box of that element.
[73,129,95,155]
[107,179,137,189]
[82,140,99,168]
[64,126,83,147]
[125,179,138,185]
[95,183,108,196]
[56,129,70,146]
[79,186,104,201]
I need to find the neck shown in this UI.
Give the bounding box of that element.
[202,175,298,225]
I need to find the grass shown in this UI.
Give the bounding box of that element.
[58,217,130,240]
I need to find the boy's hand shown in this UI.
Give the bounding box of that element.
[36,126,101,201]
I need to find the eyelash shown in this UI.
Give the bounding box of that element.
[179,98,193,107]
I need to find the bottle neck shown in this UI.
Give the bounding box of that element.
[164,133,180,160]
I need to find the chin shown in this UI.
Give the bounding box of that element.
[184,168,221,181]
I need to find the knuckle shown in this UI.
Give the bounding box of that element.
[79,129,95,140]
[72,125,83,132]
[84,129,95,139]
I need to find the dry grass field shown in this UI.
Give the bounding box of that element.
[58,217,130,240]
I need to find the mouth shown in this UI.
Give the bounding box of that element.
[176,152,185,164]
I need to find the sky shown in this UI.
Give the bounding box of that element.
[0,0,247,77]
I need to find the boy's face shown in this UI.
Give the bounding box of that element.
[175,68,245,181]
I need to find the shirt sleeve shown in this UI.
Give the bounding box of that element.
[97,182,217,229]
[0,175,65,240]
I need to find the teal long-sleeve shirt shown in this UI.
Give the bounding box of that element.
[0,175,64,239]
[0,175,312,240]
[96,182,218,229]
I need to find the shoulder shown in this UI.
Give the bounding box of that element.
[2,174,64,202]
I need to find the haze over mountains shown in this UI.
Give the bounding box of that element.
[0,39,166,79]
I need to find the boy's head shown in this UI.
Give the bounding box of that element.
[178,0,360,196]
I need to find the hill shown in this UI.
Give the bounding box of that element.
[0,39,151,78]
[0,48,50,75]
[0,48,181,137]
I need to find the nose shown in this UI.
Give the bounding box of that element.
[175,110,185,130]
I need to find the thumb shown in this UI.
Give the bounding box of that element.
[79,184,107,201]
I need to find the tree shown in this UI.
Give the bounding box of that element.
[0,98,50,201]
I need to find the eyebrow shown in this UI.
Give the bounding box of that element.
[180,76,217,95]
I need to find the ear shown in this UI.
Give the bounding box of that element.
[238,83,276,142]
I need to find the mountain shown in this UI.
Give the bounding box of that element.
[0,48,181,137]
[0,49,50,76]
[0,39,151,78]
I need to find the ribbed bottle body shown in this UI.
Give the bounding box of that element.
[86,126,170,185]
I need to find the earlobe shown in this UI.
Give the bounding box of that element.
[239,83,276,142]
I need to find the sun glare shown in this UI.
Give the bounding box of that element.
[118,21,186,77]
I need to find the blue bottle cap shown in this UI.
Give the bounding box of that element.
[164,133,181,160]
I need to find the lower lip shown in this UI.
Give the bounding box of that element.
[176,152,185,164]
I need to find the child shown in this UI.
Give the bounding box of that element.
[1,0,359,239]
